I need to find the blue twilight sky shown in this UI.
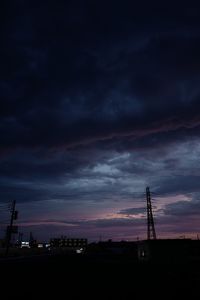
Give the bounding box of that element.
[1,1,200,241]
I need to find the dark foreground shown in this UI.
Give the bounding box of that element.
[0,254,199,299]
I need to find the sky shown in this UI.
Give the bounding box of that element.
[1,1,200,242]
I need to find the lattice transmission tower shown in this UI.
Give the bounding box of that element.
[146,186,156,240]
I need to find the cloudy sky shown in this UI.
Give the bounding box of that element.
[1,1,200,242]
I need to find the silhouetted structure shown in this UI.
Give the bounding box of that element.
[138,239,200,263]
[50,237,87,253]
[29,231,37,248]
[86,240,138,258]
[15,232,23,247]
[5,200,18,255]
[146,187,156,240]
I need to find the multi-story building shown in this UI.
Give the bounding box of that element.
[50,237,87,253]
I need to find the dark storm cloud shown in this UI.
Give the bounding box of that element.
[155,176,200,196]
[19,217,144,228]
[164,200,200,216]
[1,1,200,151]
[164,192,200,216]
[1,1,200,239]
[84,217,145,228]
[118,207,145,215]
[1,138,200,206]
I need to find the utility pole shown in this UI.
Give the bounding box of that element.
[146,187,156,240]
[5,200,18,256]
[18,232,23,245]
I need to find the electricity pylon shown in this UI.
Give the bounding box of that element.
[146,187,156,240]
